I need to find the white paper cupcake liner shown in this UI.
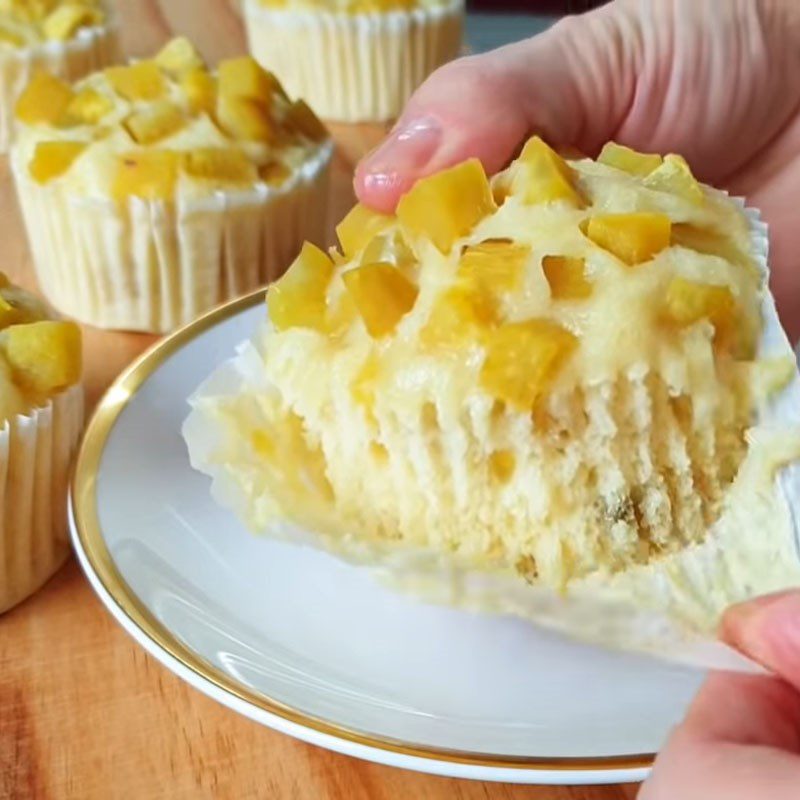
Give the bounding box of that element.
[11,142,333,334]
[0,383,83,614]
[0,22,119,152]
[243,0,464,122]
[185,191,800,671]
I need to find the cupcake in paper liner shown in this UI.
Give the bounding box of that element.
[0,272,83,613]
[0,0,118,151]
[184,137,800,665]
[242,0,463,122]
[10,38,333,334]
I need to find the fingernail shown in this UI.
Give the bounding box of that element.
[722,590,800,664]
[360,116,442,189]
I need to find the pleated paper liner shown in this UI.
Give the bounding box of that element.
[11,142,333,334]
[0,383,83,613]
[243,0,464,122]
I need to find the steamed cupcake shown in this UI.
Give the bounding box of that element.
[0,273,82,613]
[242,0,463,122]
[11,38,333,333]
[185,138,800,642]
[0,0,117,151]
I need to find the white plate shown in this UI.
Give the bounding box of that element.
[70,291,707,785]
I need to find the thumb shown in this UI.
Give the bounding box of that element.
[638,593,800,800]
[721,590,800,688]
[355,4,638,213]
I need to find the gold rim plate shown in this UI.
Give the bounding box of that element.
[71,288,654,776]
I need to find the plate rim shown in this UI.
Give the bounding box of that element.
[70,288,655,781]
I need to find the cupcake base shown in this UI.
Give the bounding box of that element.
[0,24,119,152]
[243,1,463,122]
[11,143,333,333]
[0,384,83,614]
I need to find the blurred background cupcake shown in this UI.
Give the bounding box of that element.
[0,0,118,151]
[242,0,464,123]
[0,272,82,613]
[9,38,333,333]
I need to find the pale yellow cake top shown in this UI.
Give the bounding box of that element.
[0,0,106,48]
[265,138,763,419]
[0,272,81,422]
[185,138,800,629]
[254,0,452,13]
[12,37,330,202]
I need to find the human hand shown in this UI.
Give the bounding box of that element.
[354,0,800,340]
[639,591,800,799]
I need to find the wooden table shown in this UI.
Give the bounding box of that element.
[0,3,640,797]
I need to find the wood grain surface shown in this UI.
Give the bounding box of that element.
[0,2,642,798]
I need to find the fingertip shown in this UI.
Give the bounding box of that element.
[353,51,533,213]
[353,115,443,212]
[353,159,414,215]
[721,590,800,687]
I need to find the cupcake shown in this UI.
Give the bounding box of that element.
[10,38,333,333]
[184,137,800,644]
[242,0,464,122]
[0,0,117,151]
[0,273,82,613]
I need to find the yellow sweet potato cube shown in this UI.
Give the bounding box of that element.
[267,242,334,332]
[181,68,216,114]
[105,61,165,101]
[598,142,662,176]
[542,255,592,300]
[15,71,74,124]
[29,140,87,184]
[59,87,113,126]
[342,262,418,338]
[183,148,256,183]
[480,319,577,410]
[458,239,530,293]
[0,286,48,328]
[489,450,516,483]
[155,37,204,76]
[285,99,328,142]
[586,212,672,266]
[2,320,82,396]
[422,285,496,348]
[218,56,274,105]
[644,154,704,204]
[0,23,25,47]
[397,159,495,254]
[258,160,291,186]
[217,94,274,142]
[662,277,743,351]
[336,203,393,257]
[42,3,100,40]
[124,101,185,145]
[511,136,583,207]
[0,295,18,329]
[112,150,179,201]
